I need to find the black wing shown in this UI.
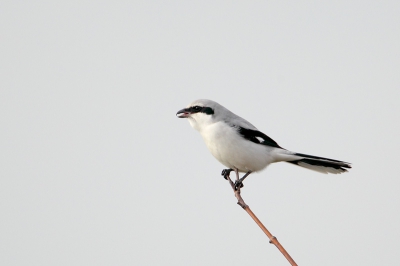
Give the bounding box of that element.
[236,126,283,149]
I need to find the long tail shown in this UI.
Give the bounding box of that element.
[285,152,351,174]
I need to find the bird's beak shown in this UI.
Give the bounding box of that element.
[176,108,190,118]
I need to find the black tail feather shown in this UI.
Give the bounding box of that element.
[287,153,351,174]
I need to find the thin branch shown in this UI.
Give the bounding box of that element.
[226,171,298,266]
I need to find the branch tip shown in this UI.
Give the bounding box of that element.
[225,172,297,266]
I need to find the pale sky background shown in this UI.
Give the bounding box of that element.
[1,1,400,265]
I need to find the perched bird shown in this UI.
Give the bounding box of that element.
[176,99,351,189]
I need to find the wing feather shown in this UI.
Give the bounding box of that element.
[234,126,282,149]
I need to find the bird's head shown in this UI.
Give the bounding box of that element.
[176,99,219,131]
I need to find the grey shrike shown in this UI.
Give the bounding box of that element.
[176,99,351,189]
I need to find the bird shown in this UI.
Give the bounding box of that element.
[176,99,351,189]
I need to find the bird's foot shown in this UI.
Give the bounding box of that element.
[234,180,244,190]
[221,169,233,180]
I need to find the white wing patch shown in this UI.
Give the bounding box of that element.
[255,136,264,142]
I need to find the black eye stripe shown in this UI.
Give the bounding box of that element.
[188,106,214,115]
[189,106,202,112]
[201,107,214,115]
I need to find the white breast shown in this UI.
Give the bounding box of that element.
[199,121,276,172]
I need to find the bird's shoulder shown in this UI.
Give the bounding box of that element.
[212,107,282,149]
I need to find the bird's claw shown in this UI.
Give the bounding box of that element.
[234,180,244,190]
[221,169,233,180]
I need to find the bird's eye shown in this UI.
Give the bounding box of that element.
[193,106,202,111]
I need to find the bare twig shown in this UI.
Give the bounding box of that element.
[227,170,298,266]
